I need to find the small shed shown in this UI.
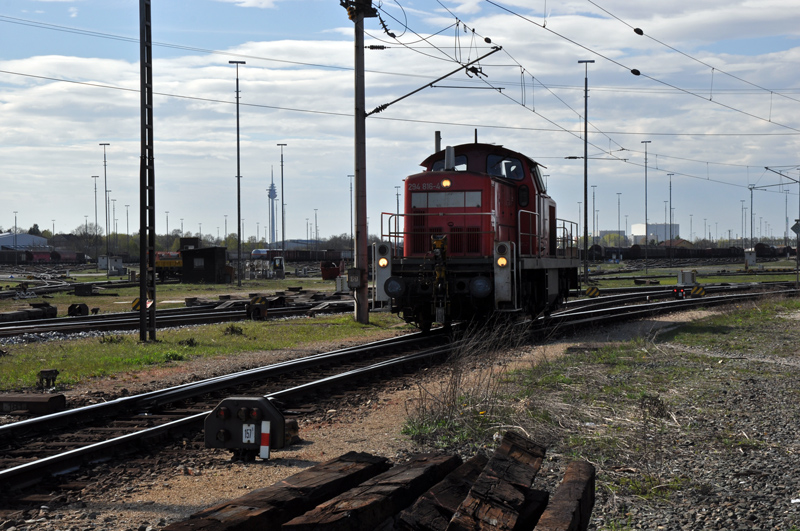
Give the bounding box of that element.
[181,246,228,284]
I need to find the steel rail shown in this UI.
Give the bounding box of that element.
[0,303,347,338]
[0,337,458,490]
[0,330,440,441]
[0,331,452,490]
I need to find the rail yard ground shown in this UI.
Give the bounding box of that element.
[2,270,800,529]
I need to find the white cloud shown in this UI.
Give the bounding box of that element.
[213,0,281,8]
[2,0,800,242]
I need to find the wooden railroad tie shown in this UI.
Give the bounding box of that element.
[164,433,595,531]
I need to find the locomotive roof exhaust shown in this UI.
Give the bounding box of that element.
[444,146,455,171]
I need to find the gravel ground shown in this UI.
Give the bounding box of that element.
[3,305,800,530]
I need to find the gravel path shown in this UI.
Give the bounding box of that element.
[3,305,800,530]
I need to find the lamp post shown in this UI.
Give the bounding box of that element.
[52,219,55,239]
[84,215,88,251]
[740,200,745,249]
[668,173,673,265]
[749,184,755,248]
[278,143,287,250]
[229,60,246,287]
[165,211,169,250]
[579,59,594,284]
[13,211,18,267]
[91,175,99,266]
[99,143,110,277]
[111,198,117,254]
[641,140,651,273]
[314,208,318,254]
[125,205,130,254]
[591,185,597,246]
[616,193,621,260]
[106,189,112,262]
[224,215,227,245]
[180,218,184,237]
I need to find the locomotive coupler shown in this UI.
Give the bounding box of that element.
[431,235,449,323]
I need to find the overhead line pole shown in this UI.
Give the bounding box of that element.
[349,0,374,324]
[138,0,157,341]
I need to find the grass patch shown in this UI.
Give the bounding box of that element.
[0,312,410,390]
[403,297,800,510]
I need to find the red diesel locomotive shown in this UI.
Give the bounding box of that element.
[373,141,580,331]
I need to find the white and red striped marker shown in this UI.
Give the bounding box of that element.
[260,420,271,459]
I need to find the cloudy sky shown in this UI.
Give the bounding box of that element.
[1,0,799,246]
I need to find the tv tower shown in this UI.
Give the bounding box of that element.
[268,166,278,248]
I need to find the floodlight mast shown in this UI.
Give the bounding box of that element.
[578,59,594,284]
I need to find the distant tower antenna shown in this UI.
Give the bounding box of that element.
[268,166,278,248]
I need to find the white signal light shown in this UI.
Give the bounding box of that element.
[378,257,389,268]
[497,256,508,267]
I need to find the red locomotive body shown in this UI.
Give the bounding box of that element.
[374,141,579,331]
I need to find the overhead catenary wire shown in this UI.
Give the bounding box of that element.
[2,3,797,193]
[482,0,800,135]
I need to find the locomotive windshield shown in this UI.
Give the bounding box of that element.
[411,191,482,209]
[487,155,523,180]
[431,155,467,171]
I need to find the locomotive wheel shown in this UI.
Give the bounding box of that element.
[419,319,432,334]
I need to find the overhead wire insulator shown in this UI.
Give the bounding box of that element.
[370,103,389,115]
[366,45,388,50]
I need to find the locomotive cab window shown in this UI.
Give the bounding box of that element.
[532,165,546,191]
[487,155,524,181]
[412,191,481,209]
[431,155,468,171]
[518,185,530,208]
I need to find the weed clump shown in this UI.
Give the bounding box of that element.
[224,324,244,336]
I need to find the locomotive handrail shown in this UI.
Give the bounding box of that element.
[556,219,578,257]
[517,209,541,258]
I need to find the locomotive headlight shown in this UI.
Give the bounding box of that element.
[378,257,389,268]
[441,178,452,188]
[497,256,508,268]
[469,276,492,298]
[384,276,406,297]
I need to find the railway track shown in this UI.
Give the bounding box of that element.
[0,330,452,492]
[0,286,795,496]
[0,300,353,339]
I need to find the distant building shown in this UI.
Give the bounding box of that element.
[0,232,49,250]
[630,223,680,244]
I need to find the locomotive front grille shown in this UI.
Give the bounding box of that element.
[450,226,481,254]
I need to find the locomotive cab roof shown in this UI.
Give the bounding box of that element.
[419,142,546,191]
